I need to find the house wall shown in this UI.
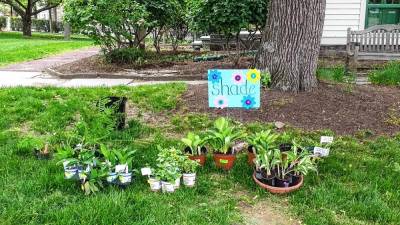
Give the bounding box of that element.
[321,0,367,45]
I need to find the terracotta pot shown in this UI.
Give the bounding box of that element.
[253,172,303,194]
[189,155,206,166]
[247,152,256,165]
[213,154,236,170]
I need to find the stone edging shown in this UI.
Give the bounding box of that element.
[45,68,205,81]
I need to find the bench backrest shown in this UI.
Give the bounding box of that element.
[347,25,400,53]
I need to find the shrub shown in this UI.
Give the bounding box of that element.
[369,61,400,86]
[104,48,147,64]
[0,16,6,31]
[64,0,150,53]
[32,19,50,32]
[317,65,355,83]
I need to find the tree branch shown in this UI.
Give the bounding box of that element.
[0,0,26,15]
[33,4,59,15]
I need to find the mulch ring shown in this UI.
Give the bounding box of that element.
[178,82,400,136]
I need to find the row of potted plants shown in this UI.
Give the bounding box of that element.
[56,143,136,195]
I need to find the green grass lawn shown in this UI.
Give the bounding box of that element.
[0,32,94,67]
[0,83,399,225]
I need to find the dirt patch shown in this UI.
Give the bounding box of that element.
[239,200,300,225]
[178,82,400,135]
[53,53,254,78]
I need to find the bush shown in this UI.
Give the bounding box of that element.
[0,16,6,31]
[65,0,150,53]
[369,61,400,86]
[104,48,147,64]
[32,19,50,32]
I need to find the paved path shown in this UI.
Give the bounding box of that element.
[0,47,100,72]
[0,71,206,87]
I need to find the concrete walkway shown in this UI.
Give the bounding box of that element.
[0,47,100,72]
[0,71,206,87]
[0,47,206,87]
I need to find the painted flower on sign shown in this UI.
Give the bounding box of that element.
[214,95,228,109]
[208,70,222,84]
[232,71,245,84]
[241,95,256,110]
[246,69,261,83]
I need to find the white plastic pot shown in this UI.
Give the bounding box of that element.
[174,177,181,189]
[78,169,87,181]
[64,168,78,180]
[161,181,175,193]
[148,178,161,192]
[183,173,196,187]
[106,172,118,184]
[119,173,132,185]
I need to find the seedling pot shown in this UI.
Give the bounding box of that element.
[148,178,161,192]
[279,143,292,152]
[174,177,181,189]
[189,155,206,166]
[64,168,78,180]
[119,173,132,185]
[213,154,236,170]
[106,172,118,184]
[183,173,196,187]
[161,181,175,193]
[275,177,291,188]
[253,172,303,194]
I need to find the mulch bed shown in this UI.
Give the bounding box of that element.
[178,82,400,136]
[53,53,254,77]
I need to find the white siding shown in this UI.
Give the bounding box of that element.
[322,0,366,45]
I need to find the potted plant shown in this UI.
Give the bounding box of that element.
[156,164,181,193]
[181,132,207,166]
[147,168,162,192]
[206,117,246,170]
[247,130,278,165]
[56,144,80,180]
[99,144,118,184]
[113,147,136,186]
[254,148,281,186]
[181,156,200,187]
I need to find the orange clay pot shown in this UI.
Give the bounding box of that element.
[253,172,303,194]
[213,154,236,170]
[189,155,206,166]
[247,152,256,165]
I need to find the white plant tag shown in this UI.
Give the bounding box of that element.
[314,147,330,157]
[320,136,334,144]
[63,161,70,169]
[141,167,152,176]
[115,164,128,173]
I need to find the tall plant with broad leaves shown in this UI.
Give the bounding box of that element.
[181,132,205,156]
[206,117,246,154]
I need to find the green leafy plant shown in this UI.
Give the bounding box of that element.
[255,148,281,176]
[113,147,136,169]
[16,136,45,154]
[206,117,246,154]
[260,71,271,88]
[181,156,199,174]
[368,61,400,86]
[181,132,205,156]
[247,130,279,154]
[81,167,108,195]
[155,146,184,182]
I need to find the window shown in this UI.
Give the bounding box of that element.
[366,0,400,27]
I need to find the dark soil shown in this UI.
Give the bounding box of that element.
[179,82,400,135]
[53,52,254,76]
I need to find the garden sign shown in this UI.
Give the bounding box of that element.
[208,69,261,109]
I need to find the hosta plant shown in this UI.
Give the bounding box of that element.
[206,117,246,154]
[181,132,206,155]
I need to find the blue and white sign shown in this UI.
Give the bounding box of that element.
[208,69,261,110]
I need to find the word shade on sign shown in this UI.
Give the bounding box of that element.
[208,69,261,110]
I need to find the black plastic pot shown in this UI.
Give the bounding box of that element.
[100,96,128,130]
[248,145,255,153]
[279,143,292,152]
[290,175,301,187]
[185,146,208,155]
[275,177,291,188]
[262,175,276,186]
[255,170,263,180]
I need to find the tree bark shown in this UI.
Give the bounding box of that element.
[64,22,71,40]
[22,15,32,36]
[49,9,53,33]
[256,0,326,92]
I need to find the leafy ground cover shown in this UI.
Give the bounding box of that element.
[0,83,399,225]
[0,32,93,67]
[369,61,400,86]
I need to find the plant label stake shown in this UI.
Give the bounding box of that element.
[115,164,128,173]
[320,136,334,144]
[141,167,152,176]
[314,147,330,157]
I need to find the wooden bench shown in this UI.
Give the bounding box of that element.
[347,25,400,62]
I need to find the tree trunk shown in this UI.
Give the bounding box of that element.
[64,22,71,40]
[22,15,32,37]
[256,0,326,92]
[49,9,53,33]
